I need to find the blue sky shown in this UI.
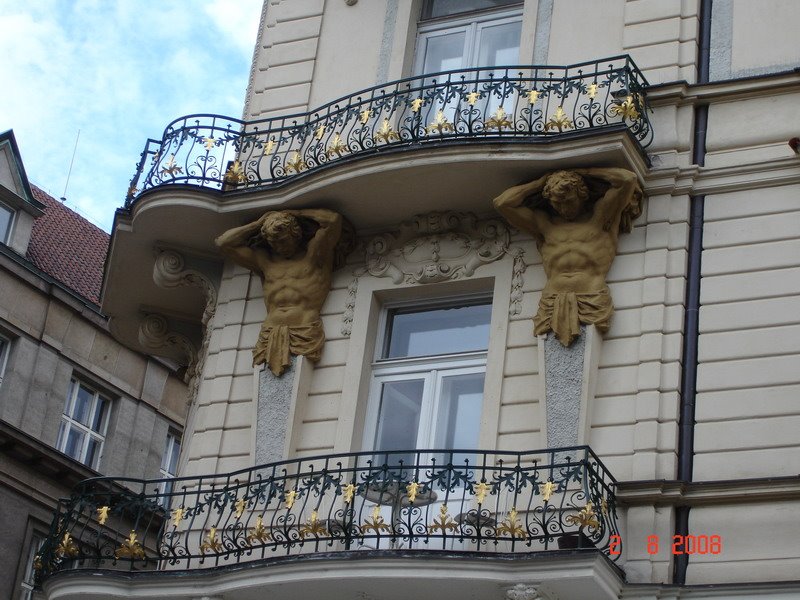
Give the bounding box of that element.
[0,0,263,231]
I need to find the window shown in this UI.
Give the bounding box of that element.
[19,532,44,600]
[415,2,522,73]
[157,432,181,505]
[56,379,110,469]
[0,201,14,244]
[0,335,10,387]
[365,299,492,465]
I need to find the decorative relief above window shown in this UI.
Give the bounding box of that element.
[341,211,524,336]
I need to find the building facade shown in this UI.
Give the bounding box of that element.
[37,1,800,599]
[0,130,189,600]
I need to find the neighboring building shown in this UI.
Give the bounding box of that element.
[0,130,189,600]
[36,1,800,599]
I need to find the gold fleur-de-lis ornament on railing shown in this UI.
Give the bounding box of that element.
[539,480,557,502]
[300,510,329,538]
[545,106,574,131]
[428,504,459,534]
[115,530,146,560]
[56,533,79,558]
[96,506,110,525]
[171,507,185,528]
[361,505,391,534]
[342,483,356,504]
[160,154,183,177]
[202,136,216,150]
[285,152,306,173]
[374,118,399,143]
[359,109,373,124]
[496,507,527,539]
[410,97,424,113]
[234,497,246,519]
[474,481,491,504]
[263,138,275,156]
[565,502,600,531]
[587,83,598,99]
[484,106,512,130]
[527,89,540,104]
[426,110,454,134]
[284,489,298,510]
[315,124,326,140]
[224,159,246,184]
[326,133,347,157]
[246,516,271,544]
[610,95,640,120]
[200,527,223,554]
[406,481,420,503]
[466,91,481,106]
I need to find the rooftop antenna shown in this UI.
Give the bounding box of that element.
[61,129,80,202]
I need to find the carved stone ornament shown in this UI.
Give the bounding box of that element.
[341,211,524,336]
[505,583,552,600]
[493,168,643,347]
[153,249,219,401]
[365,211,510,284]
[138,313,199,383]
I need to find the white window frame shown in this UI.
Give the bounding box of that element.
[414,7,524,74]
[0,200,15,245]
[362,296,491,457]
[157,432,181,506]
[19,531,45,600]
[56,378,110,470]
[0,334,10,387]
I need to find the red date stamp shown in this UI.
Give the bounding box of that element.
[607,534,722,556]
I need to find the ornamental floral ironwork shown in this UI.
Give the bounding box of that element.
[124,56,651,208]
[35,446,620,582]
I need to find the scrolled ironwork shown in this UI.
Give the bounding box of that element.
[124,56,651,208]
[36,446,621,583]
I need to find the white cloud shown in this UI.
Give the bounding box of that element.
[0,0,262,230]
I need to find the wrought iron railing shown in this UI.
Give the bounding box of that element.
[124,56,650,207]
[35,447,620,582]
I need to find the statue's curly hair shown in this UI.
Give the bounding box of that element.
[261,211,302,240]
[542,170,589,203]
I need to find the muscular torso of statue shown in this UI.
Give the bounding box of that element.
[260,253,332,327]
[538,218,618,294]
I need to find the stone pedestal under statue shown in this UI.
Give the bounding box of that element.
[538,325,602,450]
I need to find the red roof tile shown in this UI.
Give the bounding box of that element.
[26,186,109,305]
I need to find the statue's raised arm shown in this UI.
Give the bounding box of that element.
[214,208,350,376]
[492,174,551,243]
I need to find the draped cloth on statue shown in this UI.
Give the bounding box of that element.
[533,288,613,347]
[253,321,325,376]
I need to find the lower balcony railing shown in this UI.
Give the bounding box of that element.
[124,56,650,208]
[35,447,620,582]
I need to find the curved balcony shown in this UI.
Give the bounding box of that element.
[124,56,650,208]
[36,446,620,584]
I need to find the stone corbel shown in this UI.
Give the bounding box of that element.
[152,248,221,400]
[138,313,199,384]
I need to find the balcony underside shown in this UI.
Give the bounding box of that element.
[44,551,623,600]
[103,130,648,357]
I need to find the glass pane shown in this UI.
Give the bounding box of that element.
[85,437,102,469]
[0,204,12,243]
[385,303,491,359]
[476,20,521,66]
[63,428,85,461]
[373,379,425,466]
[434,372,485,465]
[91,397,108,432]
[424,0,520,19]
[64,379,76,413]
[72,385,94,425]
[421,30,466,73]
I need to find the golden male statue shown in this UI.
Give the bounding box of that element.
[215,209,351,376]
[493,168,642,346]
